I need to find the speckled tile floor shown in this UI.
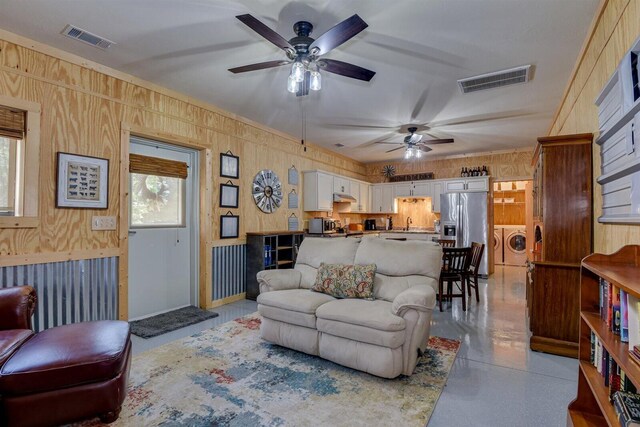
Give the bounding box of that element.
[130,265,577,427]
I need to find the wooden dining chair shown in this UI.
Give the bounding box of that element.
[437,239,455,248]
[466,242,485,303]
[439,247,472,312]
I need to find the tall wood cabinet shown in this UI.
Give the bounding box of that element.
[527,133,593,358]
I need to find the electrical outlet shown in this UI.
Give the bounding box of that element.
[92,216,116,231]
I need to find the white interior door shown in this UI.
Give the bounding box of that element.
[128,137,198,320]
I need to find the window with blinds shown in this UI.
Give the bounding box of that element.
[0,105,26,215]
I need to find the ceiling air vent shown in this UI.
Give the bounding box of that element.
[334,143,345,147]
[457,65,532,94]
[61,24,115,50]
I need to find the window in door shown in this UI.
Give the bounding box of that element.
[129,153,188,228]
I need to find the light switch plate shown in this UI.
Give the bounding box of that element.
[92,216,116,230]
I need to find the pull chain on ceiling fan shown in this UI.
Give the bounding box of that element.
[229,13,376,96]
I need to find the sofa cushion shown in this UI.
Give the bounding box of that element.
[311,263,376,299]
[257,289,335,314]
[374,274,439,302]
[0,320,130,395]
[295,264,320,290]
[295,237,360,269]
[258,305,317,329]
[354,238,441,279]
[317,318,405,348]
[316,299,405,332]
[0,330,33,366]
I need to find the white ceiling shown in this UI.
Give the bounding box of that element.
[0,0,599,163]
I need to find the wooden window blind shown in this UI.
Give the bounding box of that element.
[0,106,26,139]
[129,154,188,179]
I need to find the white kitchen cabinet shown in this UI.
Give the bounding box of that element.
[333,176,351,195]
[350,180,360,212]
[444,177,489,193]
[395,181,432,197]
[359,182,370,212]
[432,181,443,213]
[394,183,412,197]
[303,171,334,211]
[371,184,395,213]
[413,182,432,197]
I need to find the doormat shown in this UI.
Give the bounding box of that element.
[78,314,460,426]
[130,306,219,338]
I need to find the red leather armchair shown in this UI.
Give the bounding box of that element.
[0,286,132,427]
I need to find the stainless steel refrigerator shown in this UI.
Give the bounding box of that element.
[440,192,489,276]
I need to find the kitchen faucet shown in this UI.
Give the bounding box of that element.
[406,216,412,231]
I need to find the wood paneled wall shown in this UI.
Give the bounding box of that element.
[547,0,639,253]
[0,34,367,257]
[365,149,534,183]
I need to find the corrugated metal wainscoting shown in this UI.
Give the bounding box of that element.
[212,244,246,301]
[0,257,119,332]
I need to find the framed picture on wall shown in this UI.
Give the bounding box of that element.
[220,181,239,208]
[56,152,109,209]
[220,152,239,179]
[220,212,239,239]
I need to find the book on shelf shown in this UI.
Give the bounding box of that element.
[613,391,640,427]
[630,294,640,350]
[623,289,630,342]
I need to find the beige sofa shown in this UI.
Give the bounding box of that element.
[256,237,442,378]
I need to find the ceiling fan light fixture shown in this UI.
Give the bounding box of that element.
[415,149,423,159]
[287,74,298,93]
[292,61,305,83]
[310,70,321,91]
[404,147,414,159]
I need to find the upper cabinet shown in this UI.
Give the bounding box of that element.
[333,176,350,195]
[371,185,395,213]
[351,181,370,213]
[394,181,432,197]
[444,177,489,193]
[413,181,431,197]
[303,171,334,212]
[432,182,444,213]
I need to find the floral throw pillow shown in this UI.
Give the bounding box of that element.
[312,263,376,299]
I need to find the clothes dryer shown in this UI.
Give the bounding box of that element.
[494,226,504,265]
[503,225,527,266]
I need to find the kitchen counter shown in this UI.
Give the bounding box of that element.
[379,229,437,234]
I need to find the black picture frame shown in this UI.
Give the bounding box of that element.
[220,152,239,179]
[220,214,239,239]
[220,182,239,208]
[56,152,109,209]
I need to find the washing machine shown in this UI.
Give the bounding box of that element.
[494,226,504,265]
[503,225,527,266]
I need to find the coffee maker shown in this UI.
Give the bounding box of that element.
[364,219,377,230]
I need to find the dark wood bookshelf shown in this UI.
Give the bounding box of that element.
[567,245,640,426]
[245,231,304,300]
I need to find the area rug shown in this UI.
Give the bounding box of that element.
[86,314,460,426]
[129,306,219,338]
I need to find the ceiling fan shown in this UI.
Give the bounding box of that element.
[376,126,454,158]
[228,14,375,96]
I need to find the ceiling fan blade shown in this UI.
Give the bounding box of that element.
[421,138,454,145]
[386,146,406,153]
[410,88,430,121]
[236,14,293,51]
[309,14,368,56]
[375,141,403,145]
[317,59,375,81]
[429,110,534,128]
[228,60,291,73]
[325,123,397,130]
[418,146,433,153]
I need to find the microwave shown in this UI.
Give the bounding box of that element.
[309,218,337,234]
